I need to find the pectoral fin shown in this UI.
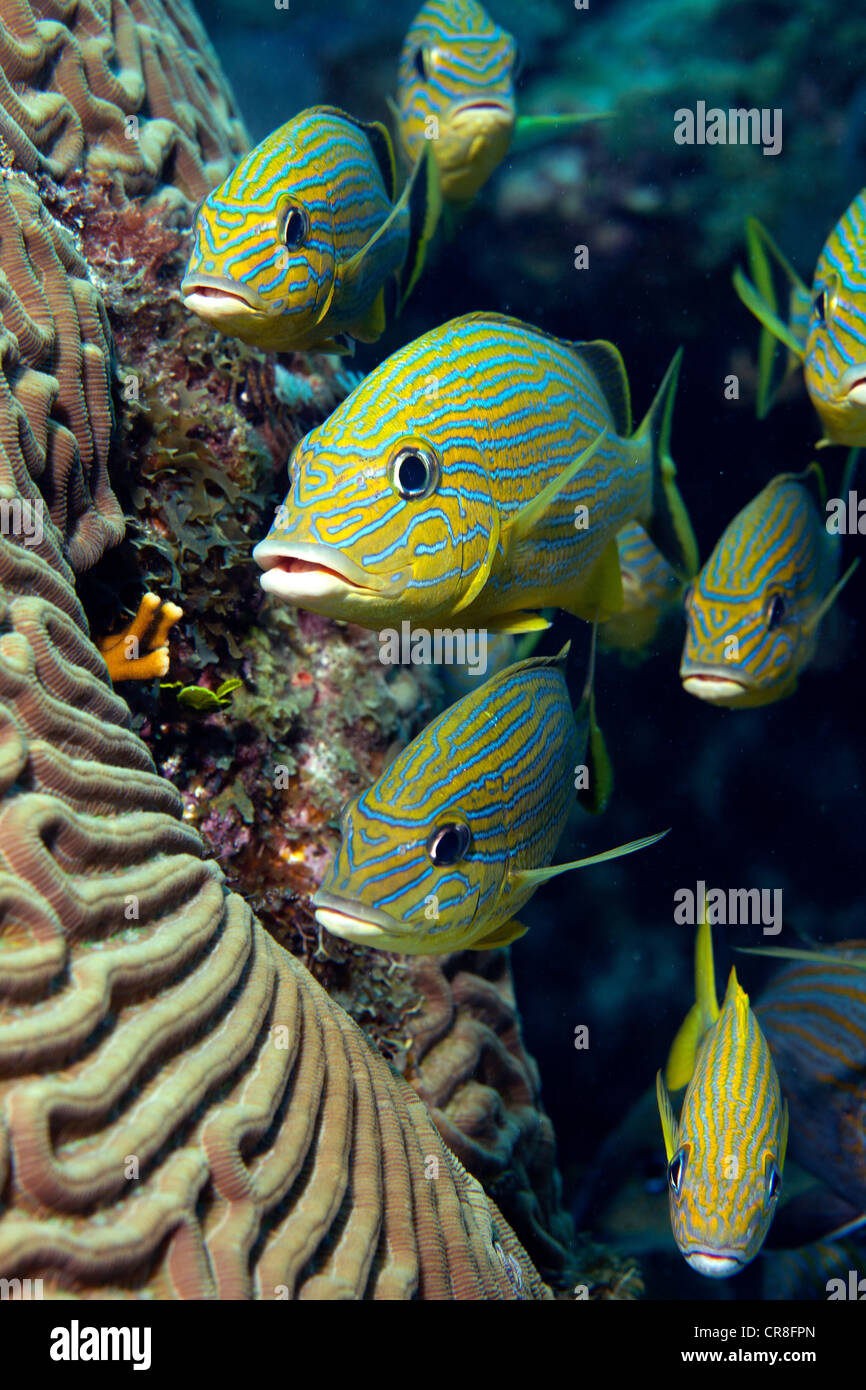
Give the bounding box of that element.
[513,112,614,148]
[508,829,668,892]
[802,558,860,635]
[501,428,608,560]
[469,918,529,950]
[732,217,809,419]
[656,1070,679,1164]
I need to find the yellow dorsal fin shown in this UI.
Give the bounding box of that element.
[664,914,720,1089]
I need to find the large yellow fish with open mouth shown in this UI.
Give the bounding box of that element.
[254,312,697,635]
[313,643,665,954]
[181,105,439,354]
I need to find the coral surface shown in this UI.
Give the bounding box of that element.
[0,0,246,203]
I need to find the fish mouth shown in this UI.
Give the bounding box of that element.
[680,666,750,704]
[181,273,266,317]
[449,99,515,126]
[312,891,416,947]
[684,1250,746,1279]
[253,540,400,600]
[837,363,866,405]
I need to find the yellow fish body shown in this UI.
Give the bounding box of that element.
[254,312,697,634]
[600,522,685,657]
[657,919,788,1278]
[181,105,438,353]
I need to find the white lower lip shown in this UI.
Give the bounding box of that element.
[183,290,256,318]
[685,1252,744,1278]
[260,568,359,602]
[682,676,747,702]
[314,907,390,945]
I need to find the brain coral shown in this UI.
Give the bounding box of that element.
[0,213,546,1297]
[404,950,575,1283]
[0,0,246,201]
[0,176,121,571]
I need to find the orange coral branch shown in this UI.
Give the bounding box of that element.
[97,592,183,682]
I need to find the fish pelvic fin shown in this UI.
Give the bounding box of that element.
[397,141,442,310]
[656,1069,679,1163]
[575,622,613,815]
[508,829,668,892]
[564,537,624,622]
[486,611,552,634]
[664,913,720,1090]
[469,918,529,950]
[503,427,609,554]
[732,216,808,417]
[633,349,699,581]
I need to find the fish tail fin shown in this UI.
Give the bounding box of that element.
[731,216,809,417]
[633,349,699,580]
[397,142,442,310]
[664,912,720,1090]
[575,621,613,815]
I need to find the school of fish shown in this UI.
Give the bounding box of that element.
[181,0,865,1290]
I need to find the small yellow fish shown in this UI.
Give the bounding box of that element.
[680,464,857,708]
[734,191,866,446]
[657,918,788,1278]
[254,312,697,634]
[313,644,665,954]
[181,105,438,353]
[395,0,605,203]
[600,522,684,657]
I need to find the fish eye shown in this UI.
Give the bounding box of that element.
[338,797,353,832]
[766,593,786,631]
[812,290,826,327]
[388,442,440,500]
[413,46,427,80]
[282,205,308,250]
[426,821,472,866]
[667,1145,689,1197]
[682,583,694,610]
[766,1162,781,1201]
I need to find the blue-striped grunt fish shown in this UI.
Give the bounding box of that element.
[254,312,698,633]
[395,0,605,203]
[600,522,685,657]
[181,105,439,353]
[312,644,666,954]
[733,191,866,445]
[751,942,866,1221]
[656,918,788,1278]
[680,464,857,708]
